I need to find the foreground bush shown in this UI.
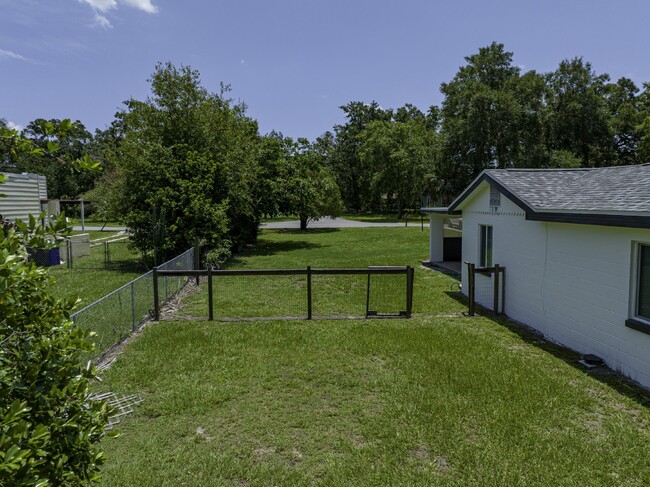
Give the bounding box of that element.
[0,213,111,485]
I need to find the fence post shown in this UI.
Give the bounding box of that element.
[468,262,475,316]
[493,264,500,314]
[207,266,214,321]
[66,240,71,269]
[153,267,160,321]
[406,266,414,318]
[194,238,200,285]
[131,281,136,331]
[104,241,109,270]
[500,267,506,314]
[307,266,312,320]
[365,270,371,318]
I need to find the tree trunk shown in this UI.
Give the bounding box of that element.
[299,216,308,230]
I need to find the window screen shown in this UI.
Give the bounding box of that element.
[480,225,493,268]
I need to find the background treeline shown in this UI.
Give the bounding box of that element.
[3,43,650,260]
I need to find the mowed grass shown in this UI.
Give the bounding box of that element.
[182,227,464,319]
[98,227,650,486]
[49,235,143,309]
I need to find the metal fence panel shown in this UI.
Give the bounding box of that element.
[72,247,194,362]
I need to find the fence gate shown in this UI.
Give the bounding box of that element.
[153,266,415,321]
[465,262,505,316]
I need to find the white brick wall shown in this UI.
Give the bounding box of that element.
[460,183,650,388]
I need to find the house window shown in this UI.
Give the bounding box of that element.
[479,225,493,268]
[634,244,650,321]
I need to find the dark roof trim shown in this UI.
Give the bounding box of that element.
[448,172,534,213]
[421,207,462,215]
[526,212,650,229]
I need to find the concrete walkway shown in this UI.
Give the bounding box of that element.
[261,216,426,229]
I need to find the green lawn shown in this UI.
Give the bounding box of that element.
[49,236,144,309]
[69,217,125,228]
[97,228,650,486]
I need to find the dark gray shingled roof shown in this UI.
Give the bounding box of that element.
[485,163,650,214]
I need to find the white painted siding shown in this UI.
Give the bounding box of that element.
[460,183,650,389]
[0,172,46,222]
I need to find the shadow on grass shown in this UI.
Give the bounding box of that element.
[444,291,650,410]
[272,228,340,235]
[224,239,326,267]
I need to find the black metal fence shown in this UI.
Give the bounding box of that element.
[465,262,506,316]
[153,266,415,321]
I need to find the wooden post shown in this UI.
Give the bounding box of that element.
[207,266,214,321]
[468,262,475,316]
[406,266,414,318]
[153,267,160,321]
[307,266,312,320]
[194,238,200,285]
[365,271,371,318]
[493,264,500,314]
[500,267,506,314]
[104,241,109,270]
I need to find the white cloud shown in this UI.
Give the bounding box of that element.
[80,0,118,13]
[6,121,24,132]
[0,48,29,62]
[94,13,112,29]
[121,0,158,13]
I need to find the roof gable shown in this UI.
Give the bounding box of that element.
[448,163,650,229]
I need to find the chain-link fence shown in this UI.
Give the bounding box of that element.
[72,247,194,362]
[63,237,144,271]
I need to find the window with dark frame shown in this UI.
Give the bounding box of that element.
[479,225,493,268]
[636,243,650,321]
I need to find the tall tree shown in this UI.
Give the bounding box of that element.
[545,58,613,167]
[359,105,438,217]
[330,101,391,212]
[105,62,261,261]
[439,43,528,197]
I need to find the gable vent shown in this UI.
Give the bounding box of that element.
[489,185,501,207]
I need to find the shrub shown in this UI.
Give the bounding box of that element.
[0,213,111,485]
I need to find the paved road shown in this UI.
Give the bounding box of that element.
[261,216,426,229]
[73,226,127,231]
[73,218,425,231]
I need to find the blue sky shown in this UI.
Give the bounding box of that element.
[2,0,650,139]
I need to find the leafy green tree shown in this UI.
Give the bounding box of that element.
[284,138,343,230]
[330,101,391,212]
[105,62,261,261]
[439,42,545,196]
[545,58,613,167]
[359,105,438,217]
[257,134,342,230]
[0,125,109,486]
[2,119,98,199]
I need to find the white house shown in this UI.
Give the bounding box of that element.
[423,163,650,389]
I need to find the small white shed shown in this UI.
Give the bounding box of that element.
[0,172,48,222]
[424,163,650,389]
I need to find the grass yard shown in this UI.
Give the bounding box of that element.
[97,228,650,486]
[49,234,144,309]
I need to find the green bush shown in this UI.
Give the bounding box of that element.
[205,239,232,269]
[0,212,111,485]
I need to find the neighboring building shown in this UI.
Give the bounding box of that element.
[0,172,48,222]
[423,163,650,389]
